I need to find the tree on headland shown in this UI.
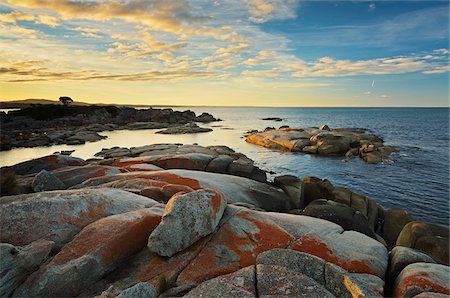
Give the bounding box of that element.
[59,96,73,106]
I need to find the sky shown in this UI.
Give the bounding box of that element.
[0,0,449,107]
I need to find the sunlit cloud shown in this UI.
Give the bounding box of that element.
[0,11,59,27]
[73,27,102,38]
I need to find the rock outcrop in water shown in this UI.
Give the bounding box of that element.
[0,143,448,297]
[0,105,218,150]
[245,125,395,164]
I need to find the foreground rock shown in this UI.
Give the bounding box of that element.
[0,105,218,150]
[245,125,395,163]
[148,189,227,257]
[0,188,158,249]
[14,208,162,297]
[0,240,53,297]
[0,145,447,297]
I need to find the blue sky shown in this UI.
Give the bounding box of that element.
[0,0,448,106]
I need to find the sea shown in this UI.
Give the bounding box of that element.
[1,107,449,226]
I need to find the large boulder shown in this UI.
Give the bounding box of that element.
[383,208,414,248]
[0,188,158,249]
[31,169,66,192]
[148,189,227,257]
[302,176,335,207]
[0,154,85,175]
[302,199,377,239]
[396,221,449,265]
[14,208,162,297]
[393,263,450,297]
[0,240,53,297]
[176,208,295,286]
[184,266,256,298]
[273,175,304,209]
[76,170,291,212]
[257,249,384,297]
[388,246,436,283]
[52,164,123,187]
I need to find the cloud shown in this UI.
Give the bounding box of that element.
[216,43,252,54]
[0,11,59,27]
[0,61,230,82]
[244,0,300,23]
[4,0,209,35]
[73,27,102,38]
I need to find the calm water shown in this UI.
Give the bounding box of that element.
[1,107,449,226]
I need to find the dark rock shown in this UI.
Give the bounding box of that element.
[261,117,283,121]
[303,199,377,239]
[156,122,212,134]
[32,169,66,192]
[273,175,304,209]
[383,208,414,248]
[195,112,217,123]
[396,221,449,265]
[302,176,335,207]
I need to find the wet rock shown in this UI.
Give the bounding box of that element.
[383,208,414,248]
[393,263,450,297]
[388,246,436,282]
[303,199,377,239]
[185,266,256,298]
[0,188,157,249]
[14,208,162,297]
[148,189,227,257]
[205,155,234,173]
[262,117,283,121]
[32,169,66,192]
[397,221,449,265]
[273,175,304,209]
[345,147,359,159]
[156,122,212,134]
[0,240,53,297]
[319,124,331,131]
[195,112,217,123]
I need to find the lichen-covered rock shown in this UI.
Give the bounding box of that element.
[185,266,256,298]
[256,249,384,297]
[397,221,449,265]
[148,189,227,257]
[289,230,388,278]
[0,240,53,297]
[117,282,157,298]
[176,209,294,286]
[1,154,85,175]
[14,208,162,297]
[388,246,437,282]
[393,263,450,297]
[383,208,414,248]
[76,170,291,212]
[32,169,66,192]
[0,188,158,249]
[52,164,123,187]
[257,264,335,297]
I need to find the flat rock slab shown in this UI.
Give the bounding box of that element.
[156,122,212,134]
[245,126,394,164]
[148,189,227,257]
[0,188,158,249]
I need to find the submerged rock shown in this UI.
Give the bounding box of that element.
[156,122,212,134]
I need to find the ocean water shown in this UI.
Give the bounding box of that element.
[1,107,449,226]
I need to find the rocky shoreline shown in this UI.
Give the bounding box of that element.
[245,125,396,164]
[0,105,218,150]
[0,143,448,297]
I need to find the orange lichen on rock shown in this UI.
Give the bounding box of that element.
[176,210,294,286]
[290,234,378,276]
[140,172,202,190]
[394,271,450,297]
[51,209,161,267]
[161,184,195,199]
